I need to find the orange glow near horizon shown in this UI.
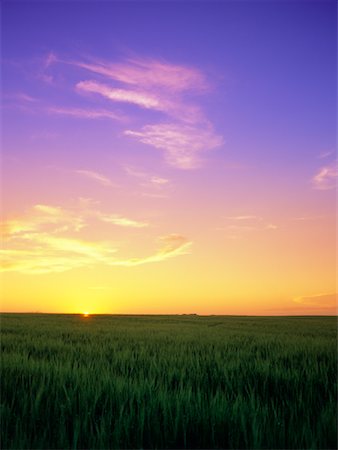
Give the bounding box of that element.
[1,3,337,316]
[1,183,337,315]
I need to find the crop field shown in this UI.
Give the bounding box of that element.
[1,314,337,449]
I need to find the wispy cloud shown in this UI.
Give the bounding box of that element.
[125,123,223,169]
[124,165,169,185]
[113,234,192,266]
[140,192,170,199]
[75,169,114,187]
[76,79,203,123]
[123,165,148,179]
[294,293,337,308]
[150,176,169,185]
[1,236,118,274]
[1,202,148,238]
[98,214,149,228]
[290,215,325,221]
[216,215,278,235]
[77,80,166,110]
[6,97,126,122]
[44,52,57,68]
[34,204,64,215]
[5,92,39,103]
[318,150,334,159]
[36,52,58,84]
[36,52,223,168]
[2,204,85,238]
[68,56,208,92]
[312,162,337,190]
[1,202,189,273]
[123,165,170,196]
[226,215,263,221]
[47,106,125,121]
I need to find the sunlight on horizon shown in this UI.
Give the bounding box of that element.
[1,0,336,316]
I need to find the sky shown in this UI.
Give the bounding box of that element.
[1,0,337,315]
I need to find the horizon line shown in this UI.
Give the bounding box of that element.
[0,312,337,317]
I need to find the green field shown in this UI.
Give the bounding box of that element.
[1,314,337,449]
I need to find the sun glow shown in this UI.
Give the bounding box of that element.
[1,1,336,317]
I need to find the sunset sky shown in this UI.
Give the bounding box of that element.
[1,0,336,315]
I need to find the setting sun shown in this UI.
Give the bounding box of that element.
[1,1,336,316]
[0,2,336,449]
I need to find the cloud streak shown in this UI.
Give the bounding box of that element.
[76,79,203,123]
[5,92,39,103]
[294,293,337,308]
[112,234,192,266]
[1,203,190,273]
[77,80,166,110]
[1,237,118,274]
[150,176,169,185]
[125,123,223,169]
[75,170,115,187]
[216,215,278,236]
[123,165,170,198]
[226,215,263,221]
[47,106,125,121]
[34,52,223,168]
[124,165,169,185]
[68,56,208,92]
[99,214,149,228]
[312,162,337,190]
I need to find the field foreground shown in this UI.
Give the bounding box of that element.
[1,314,337,449]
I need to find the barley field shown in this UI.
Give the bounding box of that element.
[1,314,337,449]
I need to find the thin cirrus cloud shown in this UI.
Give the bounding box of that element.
[123,165,170,197]
[113,234,192,267]
[6,91,125,122]
[1,236,118,274]
[216,215,278,236]
[312,161,337,190]
[124,123,223,169]
[45,52,222,168]
[1,233,191,273]
[293,293,337,308]
[76,80,204,124]
[99,214,149,228]
[5,92,39,103]
[124,165,169,185]
[318,150,334,159]
[47,106,125,122]
[1,202,148,238]
[226,215,263,221]
[2,204,85,237]
[75,169,114,187]
[76,80,165,111]
[150,176,169,185]
[1,203,190,273]
[67,56,208,92]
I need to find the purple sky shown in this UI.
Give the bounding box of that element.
[1,1,337,314]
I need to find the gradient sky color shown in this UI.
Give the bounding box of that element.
[1,0,337,315]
